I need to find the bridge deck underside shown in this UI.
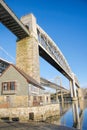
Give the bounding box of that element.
[40,77,69,93]
[39,45,72,80]
[0,1,29,39]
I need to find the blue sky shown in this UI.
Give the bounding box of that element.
[0,0,87,89]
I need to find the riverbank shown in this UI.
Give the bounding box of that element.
[0,121,79,130]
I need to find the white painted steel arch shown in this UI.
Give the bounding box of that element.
[37,24,80,88]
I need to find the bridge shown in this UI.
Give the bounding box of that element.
[40,77,70,92]
[0,0,80,100]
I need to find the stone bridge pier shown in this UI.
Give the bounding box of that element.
[16,14,40,83]
[70,73,78,101]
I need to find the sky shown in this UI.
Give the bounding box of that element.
[0,0,87,89]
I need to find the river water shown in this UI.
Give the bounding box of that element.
[46,99,87,130]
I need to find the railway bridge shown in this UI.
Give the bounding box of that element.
[0,0,80,100]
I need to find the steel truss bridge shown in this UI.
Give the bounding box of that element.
[0,0,80,97]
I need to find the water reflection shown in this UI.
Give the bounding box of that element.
[72,101,84,129]
[46,99,87,130]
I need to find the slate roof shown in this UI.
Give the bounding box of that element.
[12,65,44,90]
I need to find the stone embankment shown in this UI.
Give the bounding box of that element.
[0,104,60,122]
[0,103,79,130]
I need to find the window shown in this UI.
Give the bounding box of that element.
[3,83,8,90]
[10,82,15,90]
[30,84,39,93]
[2,82,8,91]
[2,81,16,91]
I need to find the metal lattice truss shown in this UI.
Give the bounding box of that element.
[37,24,80,87]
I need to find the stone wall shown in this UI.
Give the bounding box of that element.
[0,95,29,108]
[0,94,51,108]
[0,104,60,122]
[16,37,40,83]
[78,88,84,99]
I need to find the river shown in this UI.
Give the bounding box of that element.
[46,99,87,130]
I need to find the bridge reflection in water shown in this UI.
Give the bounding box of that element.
[45,99,87,130]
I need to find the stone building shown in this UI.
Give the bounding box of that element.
[0,63,51,108]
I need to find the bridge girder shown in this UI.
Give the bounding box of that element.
[0,0,29,39]
[40,77,70,93]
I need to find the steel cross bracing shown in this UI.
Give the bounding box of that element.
[37,25,80,87]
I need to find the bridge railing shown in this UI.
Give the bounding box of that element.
[37,24,72,77]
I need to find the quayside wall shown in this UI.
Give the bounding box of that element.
[0,104,60,122]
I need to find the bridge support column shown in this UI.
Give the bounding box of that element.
[61,90,64,104]
[16,14,40,83]
[70,74,78,101]
[69,80,73,98]
[72,79,78,101]
[56,89,59,103]
[70,80,78,101]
